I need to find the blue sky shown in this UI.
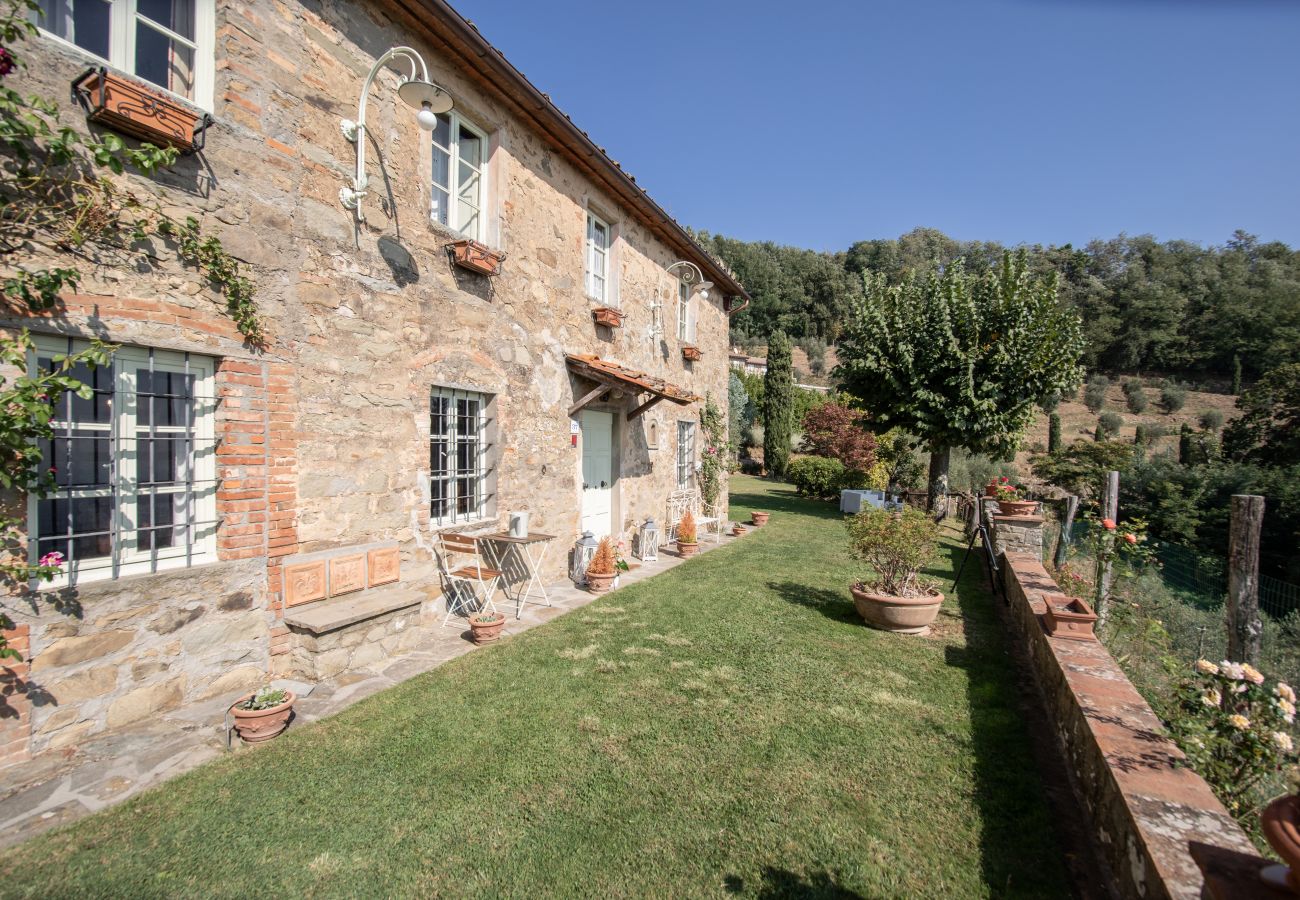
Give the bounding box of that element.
[460,1,1300,252]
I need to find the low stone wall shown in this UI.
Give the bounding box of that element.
[992,517,1258,899]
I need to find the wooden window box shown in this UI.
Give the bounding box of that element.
[681,345,703,362]
[1043,593,1098,641]
[592,306,626,328]
[72,67,212,153]
[449,239,505,276]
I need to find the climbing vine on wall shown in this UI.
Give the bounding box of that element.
[699,392,727,509]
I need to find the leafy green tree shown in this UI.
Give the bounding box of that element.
[1099,411,1123,437]
[762,331,794,478]
[1223,363,1300,466]
[835,252,1084,510]
[1031,441,1136,498]
[1199,409,1225,431]
[1122,379,1149,414]
[727,371,750,456]
[1159,381,1187,413]
[1084,376,1108,413]
[1232,352,1243,394]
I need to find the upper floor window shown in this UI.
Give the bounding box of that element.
[585,212,609,303]
[430,386,495,526]
[30,338,217,585]
[676,276,692,342]
[431,111,487,242]
[34,0,214,108]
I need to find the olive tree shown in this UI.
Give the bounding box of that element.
[835,252,1085,511]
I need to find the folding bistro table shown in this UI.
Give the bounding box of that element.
[484,531,556,618]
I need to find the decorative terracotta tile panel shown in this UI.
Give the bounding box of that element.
[329,554,366,596]
[368,547,400,587]
[284,561,327,607]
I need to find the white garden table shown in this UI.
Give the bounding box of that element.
[484,531,556,618]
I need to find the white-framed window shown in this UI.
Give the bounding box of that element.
[586,211,610,303]
[431,111,488,242]
[33,0,216,110]
[676,420,696,491]
[29,338,218,586]
[676,276,693,342]
[430,386,494,526]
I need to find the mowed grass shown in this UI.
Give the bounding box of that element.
[0,477,1069,898]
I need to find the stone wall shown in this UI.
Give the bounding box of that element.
[1,0,734,761]
[990,517,1258,900]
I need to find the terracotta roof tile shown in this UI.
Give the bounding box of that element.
[566,354,700,405]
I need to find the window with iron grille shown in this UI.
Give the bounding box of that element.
[676,420,696,491]
[430,387,494,526]
[29,338,218,585]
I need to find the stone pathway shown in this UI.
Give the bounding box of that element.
[0,532,741,850]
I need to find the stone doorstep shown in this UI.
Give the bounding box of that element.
[283,584,428,634]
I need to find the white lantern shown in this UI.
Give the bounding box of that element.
[636,517,659,562]
[571,531,598,585]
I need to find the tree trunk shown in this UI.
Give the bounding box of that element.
[1226,494,1264,664]
[927,445,951,519]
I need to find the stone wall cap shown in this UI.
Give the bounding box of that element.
[284,585,423,634]
[991,514,1045,525]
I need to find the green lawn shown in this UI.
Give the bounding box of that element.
[0,477,1069,898]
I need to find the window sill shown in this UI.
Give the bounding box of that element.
[429,516,499,535]
[28,552,230,594]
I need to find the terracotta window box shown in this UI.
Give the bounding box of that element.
[449,239,505,276]
[592,306,626,328]
[72,67,212,153]
[1043,593,1098,641]
[681,345,703,362]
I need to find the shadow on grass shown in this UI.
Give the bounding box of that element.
[767,581,858,625]
[730,486,845,521]
[723,867,864,899]
[937,532,1070,896]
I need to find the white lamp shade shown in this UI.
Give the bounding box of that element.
[397,79,453,115]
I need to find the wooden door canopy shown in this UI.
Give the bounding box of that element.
[565,353,699,419]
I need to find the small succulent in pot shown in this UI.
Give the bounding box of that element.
[676,510,699,558]
[231,685,295,744]
[468,609,507,643]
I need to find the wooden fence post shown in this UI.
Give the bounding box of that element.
[1053,495,1079,569]
[1226,494,1265,665]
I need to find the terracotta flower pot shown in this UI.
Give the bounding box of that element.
[469,612,507,643]
[449,239,505,276]
[1043,593,1098,641]
[231,691,295,744]
[592,307,625,328]
[850,584,943,635]
[677,540,699,558]
[732,524,747,536]
[73,67,208,151]
[985,481,999,498]
[750,512,770,526]
[1261,793,1300,893]
[997,499,1038,516]
[586,571,616,593]
[681,345,703,362]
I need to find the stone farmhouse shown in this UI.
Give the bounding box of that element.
[0,0,748,764]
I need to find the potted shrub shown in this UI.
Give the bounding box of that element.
[468,610,507,643]
[231,685,296,744]
[586,536,618,592]
[750,511,770,526]
[845,506,943,635]
[676,510,700,558]
[992,477,1037,516]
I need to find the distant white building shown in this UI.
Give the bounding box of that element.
[729,349,768,376]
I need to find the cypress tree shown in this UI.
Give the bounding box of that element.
[1231,352,1243,395]
[1178,423,1193,465]
[1134,424,1148,447]
[1047,413,1061,453]
[762,331,794,478]
[1094,424,1104,442]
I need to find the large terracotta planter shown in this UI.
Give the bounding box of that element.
[1261,793,1300,893]
[850,584,943,635]
[750,512,770,526]
[469,612,507,644]
[996,500,1039,517]
[984,481,999,498]
[73,67,209,151]
[677,540,699,558]
[586,571,616,593]
[231,691,295,744]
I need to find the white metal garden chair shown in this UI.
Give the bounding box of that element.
[435,531,503,626]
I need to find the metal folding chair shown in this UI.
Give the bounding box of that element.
[436,532,503,626]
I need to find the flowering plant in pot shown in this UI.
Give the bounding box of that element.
[676,510,699,558]
[845,506,943,635]
[586,536,618,592]
[231,685,296,744]
[468,608,507,643]
[992,477,1037,516]
[1167,660,1297,823]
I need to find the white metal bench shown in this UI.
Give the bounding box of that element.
[665,489,723,545]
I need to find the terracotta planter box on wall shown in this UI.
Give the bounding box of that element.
[449,239,505,276]
[681,345,703,362]
[72,67,211,152]
[592,307,625,328]
[1043,593,1098,641]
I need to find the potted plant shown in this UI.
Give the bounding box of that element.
[992,477,1037,516]
[845,507,943,635]
[732,522,748,536]
[676,510,700,558]
[231,685,296,744]
[586,536,618,592]
[468,609,507,643]
[1042,592,1099,641]
[750,511,770,526]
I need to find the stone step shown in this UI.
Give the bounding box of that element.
[284,583,431,635]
